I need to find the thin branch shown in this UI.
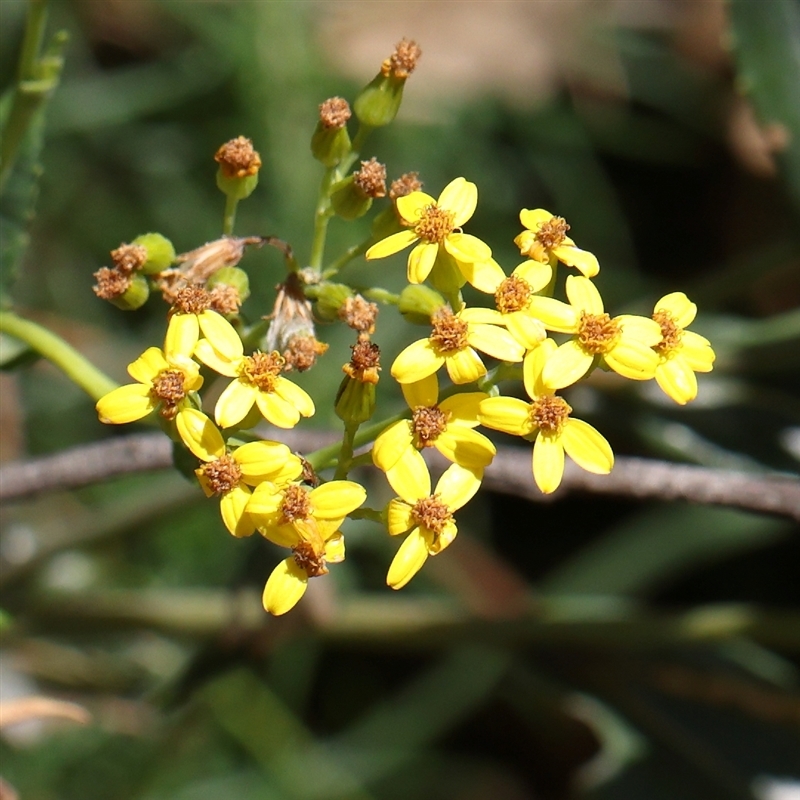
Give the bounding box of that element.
[1,432,798,520]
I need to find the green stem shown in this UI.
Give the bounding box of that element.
[349,506,384,524]
[222,194,238,236]
[445,290,464,313]
[362,287,401,306]
[338,123,373,176]
[322,238,372,279]
[333,422,359,480]
[0,311,119,400]
[308,167,336,271]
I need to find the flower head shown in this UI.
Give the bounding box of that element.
[195,336,314,429]
[391,306,525,386]
[384,461,482,589]
[515,209,599,278]
[479,339,614,493]
[366,177,504,292]
[650,292,715,404]
[525,276,661,389]
[176,408,303,537]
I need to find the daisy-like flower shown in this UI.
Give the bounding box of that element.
[175,408,303,537]
[650,292,715,404]
[525,275,662,389]
[164,285,242,361]
[479,339,614,493]
[373,373,495,476]
[195,337,314,429]
[365,177,505,292]
[514,209,599,278]
[391,306,525,386]
[96,346,202,427]
[384,461,482,589]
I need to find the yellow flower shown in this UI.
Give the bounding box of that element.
[514,209,599,278]
[385,461,482,589]
[458,260,551,351]
[650,292,715,404]
[175,408,303,537]
[165,286,242,361]
[391,306,525,386]
[479,339,614,494]
[365,177,505,292]
[525,275,661,389]
[373,373,495,476]
[248,479,367,615]
[262,530,345,616]
[195,338,314,429]
[96,346,202,425]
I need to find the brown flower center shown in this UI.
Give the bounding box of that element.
[411,406,450,447]
[577,312,620,354]
[283,335,329,372]
[150,369,188,419]
[381,39,422,80]
[172,286,212,315]
[214,136,261,179]
[414,205,455,244]
[239,351,284,392]
[198,454,242,495]
[318,97,351,129]
[535,216,570,250]
[411,494,452,535]
[530,395,572,435]
[280,483,312,524]
[353,158,387,198]
[292,541,328,577]
[652,310,683,356]
[208,284,242,315]
[93,267,131,300]
[495,275,533,314]
[343,340,381,384]
[340,295,379,334]
[390,172,422,201]
[429,308,468,354]
[111,243,147,275]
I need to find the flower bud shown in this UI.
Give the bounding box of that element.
[354,40,421,127]
[330,175,373,220]
[93,268,150,310]
[206,266,250,306]
[311,97,352,167]
[215,136,261,201]
[335,375,376,425]
[311,282,354,321]
[398,284,445,325]
[132,232,177,275]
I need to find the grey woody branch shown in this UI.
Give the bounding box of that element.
[1,432,798,520]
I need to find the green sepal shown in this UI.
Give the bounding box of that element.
[354,73,404,127]
[216,168,258,201]
[132,233,176,274]
[108,272,149,311]
[311,122,352,167]
[398,284,446,325]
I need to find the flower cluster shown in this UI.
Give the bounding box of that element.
[93,40,715,613]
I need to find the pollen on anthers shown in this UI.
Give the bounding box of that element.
[411,494,452,536]
[172,286,212,315]
[239,351,284,391]
[536,216,570,250]
[150,369,188,419]
[198,455,242,495]
[111,243,147,276]
[414,204,456,244]
[343,340,381,384]
[411,405,450,447]
[280,484,312,523]
[429,308,468,353]
[530,395,571,435]
[577,312,620,354]
[292,541,328,577]
[495,275,533,314]
[653,310,683,356]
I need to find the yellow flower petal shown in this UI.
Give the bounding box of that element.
[439,391,486,427]
[438,177,477,227]
[195,340,240,376]
[198,310,243,360]
[523,338,557,399]
[655,292,697,328]
[478,396,532,436]
[443,232,491,263]
[444,347,486,385]
[309,481,366,519]
[324,532,346,564]
[435,427,496,468]
[458,257,506,294]
[373,420,414,472]
[387,498,414,535]
[506,312,546,351]
[165,314,200,361]
[514,259,553,290]
[263,557,308,615]
[365,229,418,260]
[680,332,715,372]
[235,441,302,485]
[525,296,578,332]
[408,241,439,284]
[565,275,604,315]
[220,484,255,537]
[392,338,445,384]
[96,384,154,424]
[532,434,565,494]
[519,208,552,230]
[427,520,457,554]
[127,347,169,384]
[435,463,483,511]
[604,340,658,381]
[401,374,439,409]
[655,357,698,405]
[385,448,430,503]
[396,191,437,224]
[560,418,614,474]
[467,323,525,363]
[552,245,599,278]
[215,379,257,428]
[387,528,429,589]
[541,340,594,389]
[273,377,315,418]
[255,390,301,429]
[175,408,226,461]
[459,307,504,326]
[616,315,663,347]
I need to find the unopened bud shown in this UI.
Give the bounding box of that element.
[207,266,250,309]
[99,270,150,311]
[311,97,352,167]
[311,282,354,321]
[215,136,261,201]
[398,284,445,325]
[132,233,176,275]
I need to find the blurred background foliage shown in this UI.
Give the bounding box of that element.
[0,1,798,798]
